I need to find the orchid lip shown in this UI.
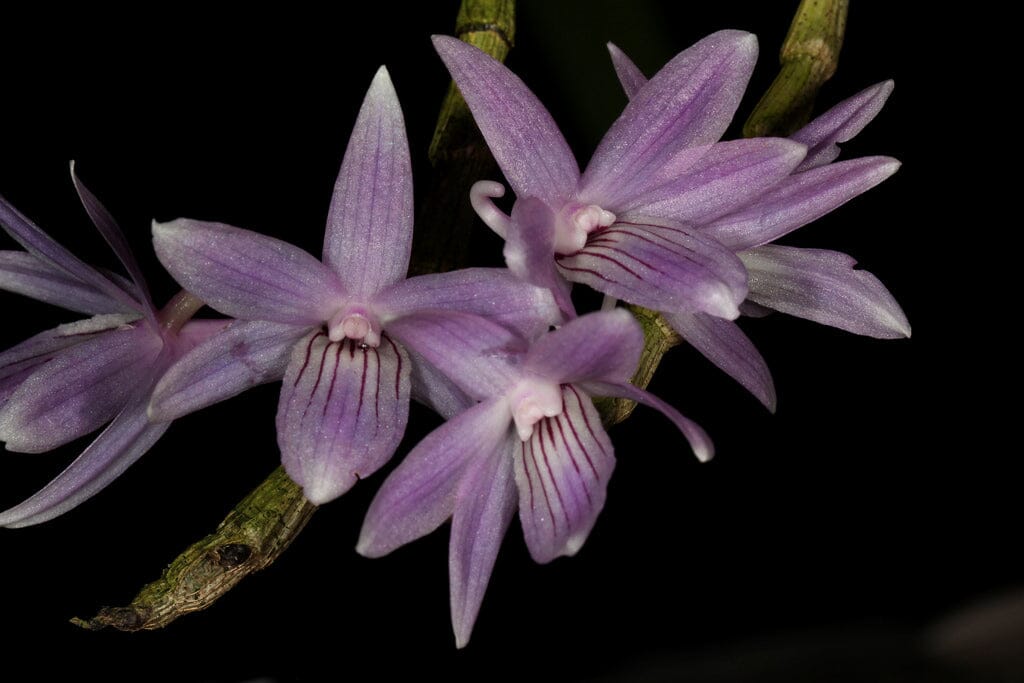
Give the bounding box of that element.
[554,203,616,255]
[327,306,382,347]
[507,376,563,441]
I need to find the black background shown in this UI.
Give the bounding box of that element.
[0,2,995,682]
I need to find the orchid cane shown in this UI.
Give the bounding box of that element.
[149,66,557,504]
[0,166,223,527]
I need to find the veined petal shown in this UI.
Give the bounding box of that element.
[0,251,136,315]
[70,162,155,317]
[580,30,759,207]
[580,379,714,462]
[357,397,511,558]
[557,219,748,319]
[386,310,523,401]
[0,385,170,528]
[152,218,345,325]
[374,267,559,340]
[323,67,413,296]
[149,319,309,421]
[0,196,144,314]
[514,385,614,564]
[525,309,642,385]
[0,324,162,453]
[607,42,647,99]
[792,81,894,172]
[0,364,37,410]
[506,198,574,320]
[703,156,901,251]
[621,138,807,224]
[740,245,911,338]
[450,430,518,648]
[432,35,580,204]
[664,311,776,411]
[277,330,411,505]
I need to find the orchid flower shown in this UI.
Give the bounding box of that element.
[607,44,910,404]
[149,67,557,505]
[433,31,906,410]
[0,166,224,527]
[357,306,712,647]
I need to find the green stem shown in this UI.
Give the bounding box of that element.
[72,0,517,632]
[743,0,848,137]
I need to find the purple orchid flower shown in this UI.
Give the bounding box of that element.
[607,44,910,406]
[433,31,906,410]
[357,307,712,647]
[149,67,557,505]
[0,165,223,527]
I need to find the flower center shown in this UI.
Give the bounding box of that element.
[327,306,381,348]
[507,377,563,441]
[553,203,616,255]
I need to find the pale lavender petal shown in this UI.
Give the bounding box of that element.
[703,156,901,251]
[386,310,523,401]
[740,245,911,338]
[0,364,37,409]
[450,431,518,648]
[0,319,124,381]
[514,385,614,563]
[0,388,170,528]
[70,162,155,315]
[607,42,647,99]
[525,309,641,385]
[792,81,894,172]
[374,267,559,340]
[506,198,574,319]
[557,219,748,319]
[0,323,162,453]
[357,397,510,558]
[152,218,345,325]
[621,138,807,223]
[580,30,759,208]
[408,346,475,420]
[149,319,308,421]
[740,300,774,318]
[0,195,142,312]
[580,379,714,462]
[0,251,135,315]
[323,67,413,296]
[432,35,580,204]
[277,330,411,505]
[663,310,776,411]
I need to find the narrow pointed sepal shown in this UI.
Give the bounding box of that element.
[0,385,170,527]
[150,319,309,421]
[664,311,776,411]
[323,66,414,296]
[704,156,901,251]
[792,81,894,172]
[513,385,614,563]
[450,432,517,648]
[277,330,411,505]
[581,30,759,207]
[0,324,162,453]
[357,398,510,558]
[557,219,748,319]
[0,251,136,315]
[524,309,642,385]
[152,218,345,326]
[506,198,574,319]
[740,245,911,338]
[607,42,647,100]
[432,35,580,205]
